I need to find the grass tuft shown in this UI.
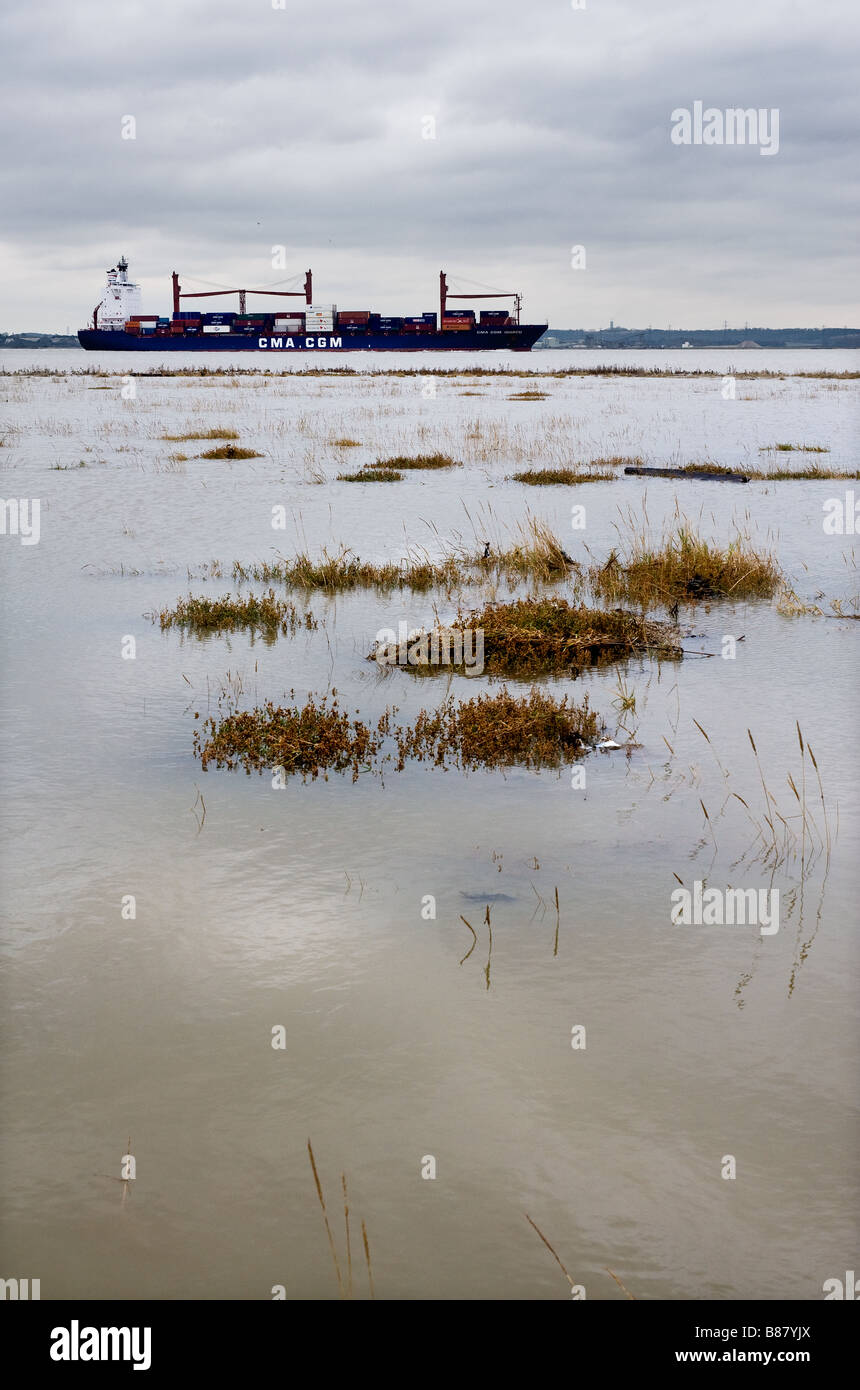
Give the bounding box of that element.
[337,468,402,482]
[199,444,262,460]
[759,443,830,453]
[387,598,681,676]
[161,428,240,441]
[157,590,317,637]
[195,688,601,778]
[375,453,461,470]
[511,467,614,485]
[589,522,781,606]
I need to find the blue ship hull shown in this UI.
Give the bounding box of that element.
[78,324,546,352]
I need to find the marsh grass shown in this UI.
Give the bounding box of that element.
[759,443,830,453]
[375,452,461,469]
[665,461,856,480]
[195,687,601,778]
[199,444,262,460]
[161,428,240,441]
[308,1143,374,1299]
[511,467,615,484]
[330,437,362,447]
[195,692,389,780]
[231,518,574,592]
[507,390,549,400]
[590,521,781,606]
[490,516,576,583]
[337,467,403,482]
[398,598,681,676]
[751,465,857,480]
[524,1215,577,1290]
[393,687,601,771]
[157,590,317,637]
[233,546,460,592]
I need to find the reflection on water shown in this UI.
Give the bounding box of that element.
[0,350,857,1299]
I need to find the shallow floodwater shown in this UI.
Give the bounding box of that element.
[1,348,857,1300]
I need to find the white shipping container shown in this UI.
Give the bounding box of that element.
[202,325,231,334]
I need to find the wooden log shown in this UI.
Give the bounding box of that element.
[624,466,749,483]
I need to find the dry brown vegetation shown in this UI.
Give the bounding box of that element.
[194,687,602,779]
[393,688,600,771]
[394,598,681,676]
[195,692,388,781]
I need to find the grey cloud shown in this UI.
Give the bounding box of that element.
[1,0,857,329]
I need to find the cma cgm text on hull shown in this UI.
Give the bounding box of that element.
[78,258,547,352]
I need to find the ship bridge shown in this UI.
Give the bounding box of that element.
[93,255,142,329]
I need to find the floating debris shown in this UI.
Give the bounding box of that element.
[623,465,750,484]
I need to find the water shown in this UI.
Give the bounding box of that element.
[1,349,857,1300]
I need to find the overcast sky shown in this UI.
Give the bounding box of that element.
[1,0,857,331]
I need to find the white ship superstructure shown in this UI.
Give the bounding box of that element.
[94,255,142,329]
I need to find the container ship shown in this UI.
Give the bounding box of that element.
[77,258,546,352]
